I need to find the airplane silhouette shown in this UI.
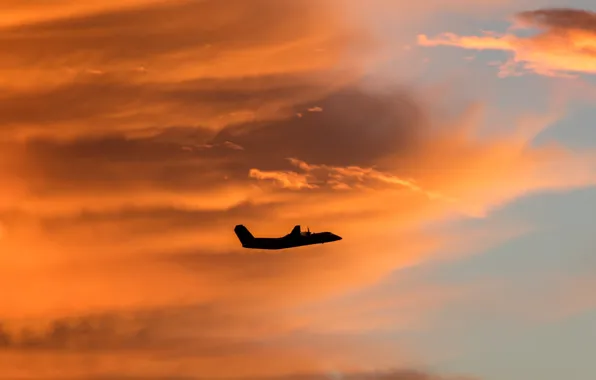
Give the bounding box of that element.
[234,225,342,250]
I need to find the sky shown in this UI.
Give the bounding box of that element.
[0,0,595,379]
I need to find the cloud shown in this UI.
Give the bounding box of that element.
[0,0,364,80]
[249,158,452,200]
[418,8,596,78]
[0,0,166,28]
[213,87,429,168]
[0,304,277,354]
[3,80,596,377]
[3,83,595,317]
[2,0,596,378]
[0,298,473,378]
[250,166,318,190]
[0,0,373,139]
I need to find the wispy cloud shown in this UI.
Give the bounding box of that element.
[1,0,595,378]
[250,157,453,201]
[418,8,596,78]
[3,76,596,377]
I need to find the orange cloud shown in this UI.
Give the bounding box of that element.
[0,0,374,140]
[250,157,453,200]
[3,83,596,377]
[418,8,596,78]
[0,0,167,28]
[2,1,596,379]
[3,84,596,378]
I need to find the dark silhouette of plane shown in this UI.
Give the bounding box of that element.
[234,225,342,250]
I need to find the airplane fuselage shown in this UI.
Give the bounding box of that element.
[241,233,340,250]
[234,225,342,250]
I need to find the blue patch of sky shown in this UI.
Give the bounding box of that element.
[385,186,596,380]
[532,101,596,149]
[423,307,596,380]
[423,186,596,281]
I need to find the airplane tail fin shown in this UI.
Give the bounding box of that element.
[234,225,254,246]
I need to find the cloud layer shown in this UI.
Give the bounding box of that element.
[2,1,596,379]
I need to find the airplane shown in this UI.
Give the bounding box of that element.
[234,224,342,250]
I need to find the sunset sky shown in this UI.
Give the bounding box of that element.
[1,1,595,379]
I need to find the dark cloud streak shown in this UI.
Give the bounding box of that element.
[515,8,596,32]
[214,87,430,168]
[0,0,356,67]
[0,305,262,356]
[6,85,430,200]
[0,73,343,137]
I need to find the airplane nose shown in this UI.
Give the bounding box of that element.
[333,234,342,241]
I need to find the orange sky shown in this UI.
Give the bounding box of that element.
[1,1,596,379]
